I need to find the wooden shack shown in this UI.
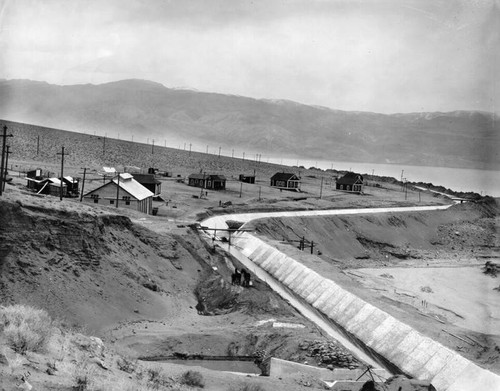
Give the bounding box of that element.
[270,172,301,191]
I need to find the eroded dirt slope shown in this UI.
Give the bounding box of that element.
[248,197,499,268]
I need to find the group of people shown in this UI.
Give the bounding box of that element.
[231,267,252,287]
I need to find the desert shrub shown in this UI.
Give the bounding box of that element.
[0,304,53,353]
[146,366,170,390]
[117,356,138,373]
[180,370,205,388]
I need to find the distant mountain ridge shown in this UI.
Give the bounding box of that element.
[0,78,498,170]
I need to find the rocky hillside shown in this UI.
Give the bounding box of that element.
[1,79,499,170]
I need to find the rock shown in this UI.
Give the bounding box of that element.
[0,351,8,365]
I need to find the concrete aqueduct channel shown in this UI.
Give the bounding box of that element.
[202,206,500,391]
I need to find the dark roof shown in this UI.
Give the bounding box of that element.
[271,172,300,181]
[336,172,363,185]
[188,173,226,181]
[132,174,161,184]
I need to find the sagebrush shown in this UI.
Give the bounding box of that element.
[0,304,53,353]
[180,370,205,388]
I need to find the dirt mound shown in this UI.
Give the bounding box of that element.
[0,198,206,333]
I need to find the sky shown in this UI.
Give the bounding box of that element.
[0,0,498,114]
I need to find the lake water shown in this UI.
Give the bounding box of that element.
[275,158,500,197]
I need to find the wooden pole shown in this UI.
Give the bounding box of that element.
[80,168,87,202]
[3,145,11,192]
[239,182,243,198]
[57,146,66,201]
[319,177,324,199]
[0,125,13,196]
[115,172,120,207]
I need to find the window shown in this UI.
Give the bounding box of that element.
[125,201,130,205]
[122,196,130,201]
[94,199,98,203]
[110,200,114,204]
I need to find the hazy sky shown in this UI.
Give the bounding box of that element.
[1,0,498,113]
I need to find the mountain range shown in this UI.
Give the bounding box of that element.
[0,78,498,170]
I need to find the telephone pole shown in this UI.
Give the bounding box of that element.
[3,145,12,192]
[79,167,88,202]
[56,147,68,201]
[0,125,13,196]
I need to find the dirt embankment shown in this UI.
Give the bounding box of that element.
[247,197,499,268]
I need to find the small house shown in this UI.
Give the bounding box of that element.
[37,178,67,197]
[82,173,154,214]
[62,176,79,197]
[270,172,301,191]
[132,174,162,195]
[336,172,364,193]
[188,174,226,190]
[239,174,256,184]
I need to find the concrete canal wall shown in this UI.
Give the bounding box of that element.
[232,231,500,391]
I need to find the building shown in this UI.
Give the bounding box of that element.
[82,173,154,214]
[239,174,256,184]
[188,174,226,190]
[62,176,79,197]
[132,174,162,195]
[270,173,301,191]
[26,175,68,196]
[336,172,364,193]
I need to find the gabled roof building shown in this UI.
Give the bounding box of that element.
[188,173,226,190]
[82,173,154,214]
[336,172,364,193]
[270,172,301,191]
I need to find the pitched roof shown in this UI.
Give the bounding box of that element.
[336,172,363,185]
[188,173,226,181]
[112,174,153,200]
[271,172,300,181]
[132,174,161,184]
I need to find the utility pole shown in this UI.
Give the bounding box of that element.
[200,172,206,198]
[79,168,88,202]
[56,147,68,201]
[242,152,245,161]
[319,177,324,199]
[239,182,243,198]
[3,145,12,192]
[206,145,209,154]
[0,125,13,196]
[218,146,221,158]
[189,143,192,156]
[258,186,261,201]
[152,139,155,154]
[115,172,121,207]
